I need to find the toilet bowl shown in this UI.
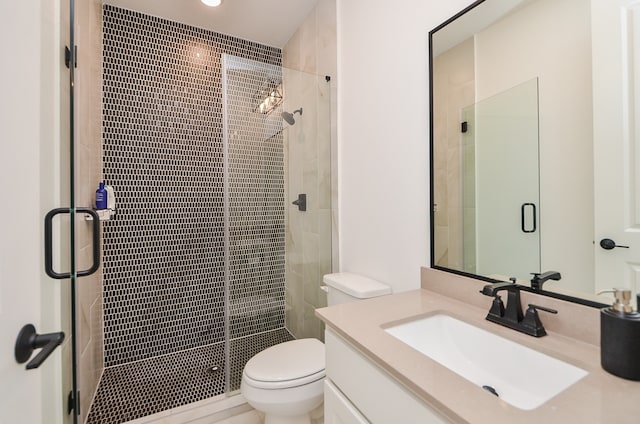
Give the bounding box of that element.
[241,338,325,424]
[241,273,391,424]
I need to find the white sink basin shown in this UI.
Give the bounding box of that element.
[384,314,587,410]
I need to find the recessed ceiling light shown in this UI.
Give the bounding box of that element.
[201,0,222,7]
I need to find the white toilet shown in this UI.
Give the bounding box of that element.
[240,272,391,424]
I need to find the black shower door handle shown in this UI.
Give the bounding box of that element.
[521,203,537,233]
[44,207,100,279]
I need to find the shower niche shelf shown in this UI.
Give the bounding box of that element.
[84,209,115,221]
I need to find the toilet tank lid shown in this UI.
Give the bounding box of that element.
[322,272,392,298]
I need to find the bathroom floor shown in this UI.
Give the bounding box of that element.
[217,407,324,424]
[87,328,294,424]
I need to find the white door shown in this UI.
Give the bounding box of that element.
[1,2,70,423]
[593,0,640,301]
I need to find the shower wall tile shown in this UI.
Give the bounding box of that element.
[317,87,332,210]
[282,27,301,71]
[298,10,318,73]
[317,209,332,300]
[102,5,283,366]
[315,0,338,80]
[79,295,104,420]
[303,302,323,342]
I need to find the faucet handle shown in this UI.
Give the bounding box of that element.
[487,295,505,319]
[522,304,558,337]
[528,304,558,315]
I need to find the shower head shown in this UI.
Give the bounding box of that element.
[281,108,303,125]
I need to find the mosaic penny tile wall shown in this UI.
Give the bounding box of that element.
[102,5,285,367]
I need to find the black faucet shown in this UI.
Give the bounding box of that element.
[530,271,561,291]
[480,280,558,337]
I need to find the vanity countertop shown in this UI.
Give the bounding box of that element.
[316,288,640,423]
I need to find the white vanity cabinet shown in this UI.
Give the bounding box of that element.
[324,329,450,423]
[324,380,369,424]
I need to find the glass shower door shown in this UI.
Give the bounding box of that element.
[222,55,332,394]
[222,54,291,393]
[281,68,333,342]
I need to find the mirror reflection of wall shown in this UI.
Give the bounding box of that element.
[432,37,475,271]
[432,0,595,296]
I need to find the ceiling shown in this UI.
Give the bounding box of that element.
[103,0,318,47]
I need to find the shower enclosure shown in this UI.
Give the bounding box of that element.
[67,5,334,424]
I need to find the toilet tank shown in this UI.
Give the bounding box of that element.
[322,272,392,306]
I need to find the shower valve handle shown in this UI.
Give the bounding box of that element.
[292,194,307,211]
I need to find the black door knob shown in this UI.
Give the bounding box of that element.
[600,238,629,250]
[15,324,65,370]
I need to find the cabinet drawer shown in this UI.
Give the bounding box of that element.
[325,380,369,424]
[325,329,449,423]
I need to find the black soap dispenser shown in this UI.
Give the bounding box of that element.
[600,288,640,380]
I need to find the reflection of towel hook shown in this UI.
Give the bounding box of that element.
[292,194,306,211]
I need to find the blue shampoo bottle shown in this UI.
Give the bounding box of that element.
[96,182,108,210]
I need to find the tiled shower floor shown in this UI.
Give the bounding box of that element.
[87,328,294,424]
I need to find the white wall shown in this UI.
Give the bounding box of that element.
[336,0,475,293]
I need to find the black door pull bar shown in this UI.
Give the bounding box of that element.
[44,207,100,279]
[521,203,537,233]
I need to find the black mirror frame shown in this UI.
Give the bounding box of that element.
[427,0,607,309]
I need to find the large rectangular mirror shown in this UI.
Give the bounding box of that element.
[430,0,640,307]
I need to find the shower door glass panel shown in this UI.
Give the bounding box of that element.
[222,55,332,393]
[473,79,541,280]
[72,1,108,422]
[281,68,333,341]
[222,55,290,393]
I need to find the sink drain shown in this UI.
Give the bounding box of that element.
[482,385,499,397]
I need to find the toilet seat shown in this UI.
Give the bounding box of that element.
[243,368,325,389]
[243,339,325,390]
